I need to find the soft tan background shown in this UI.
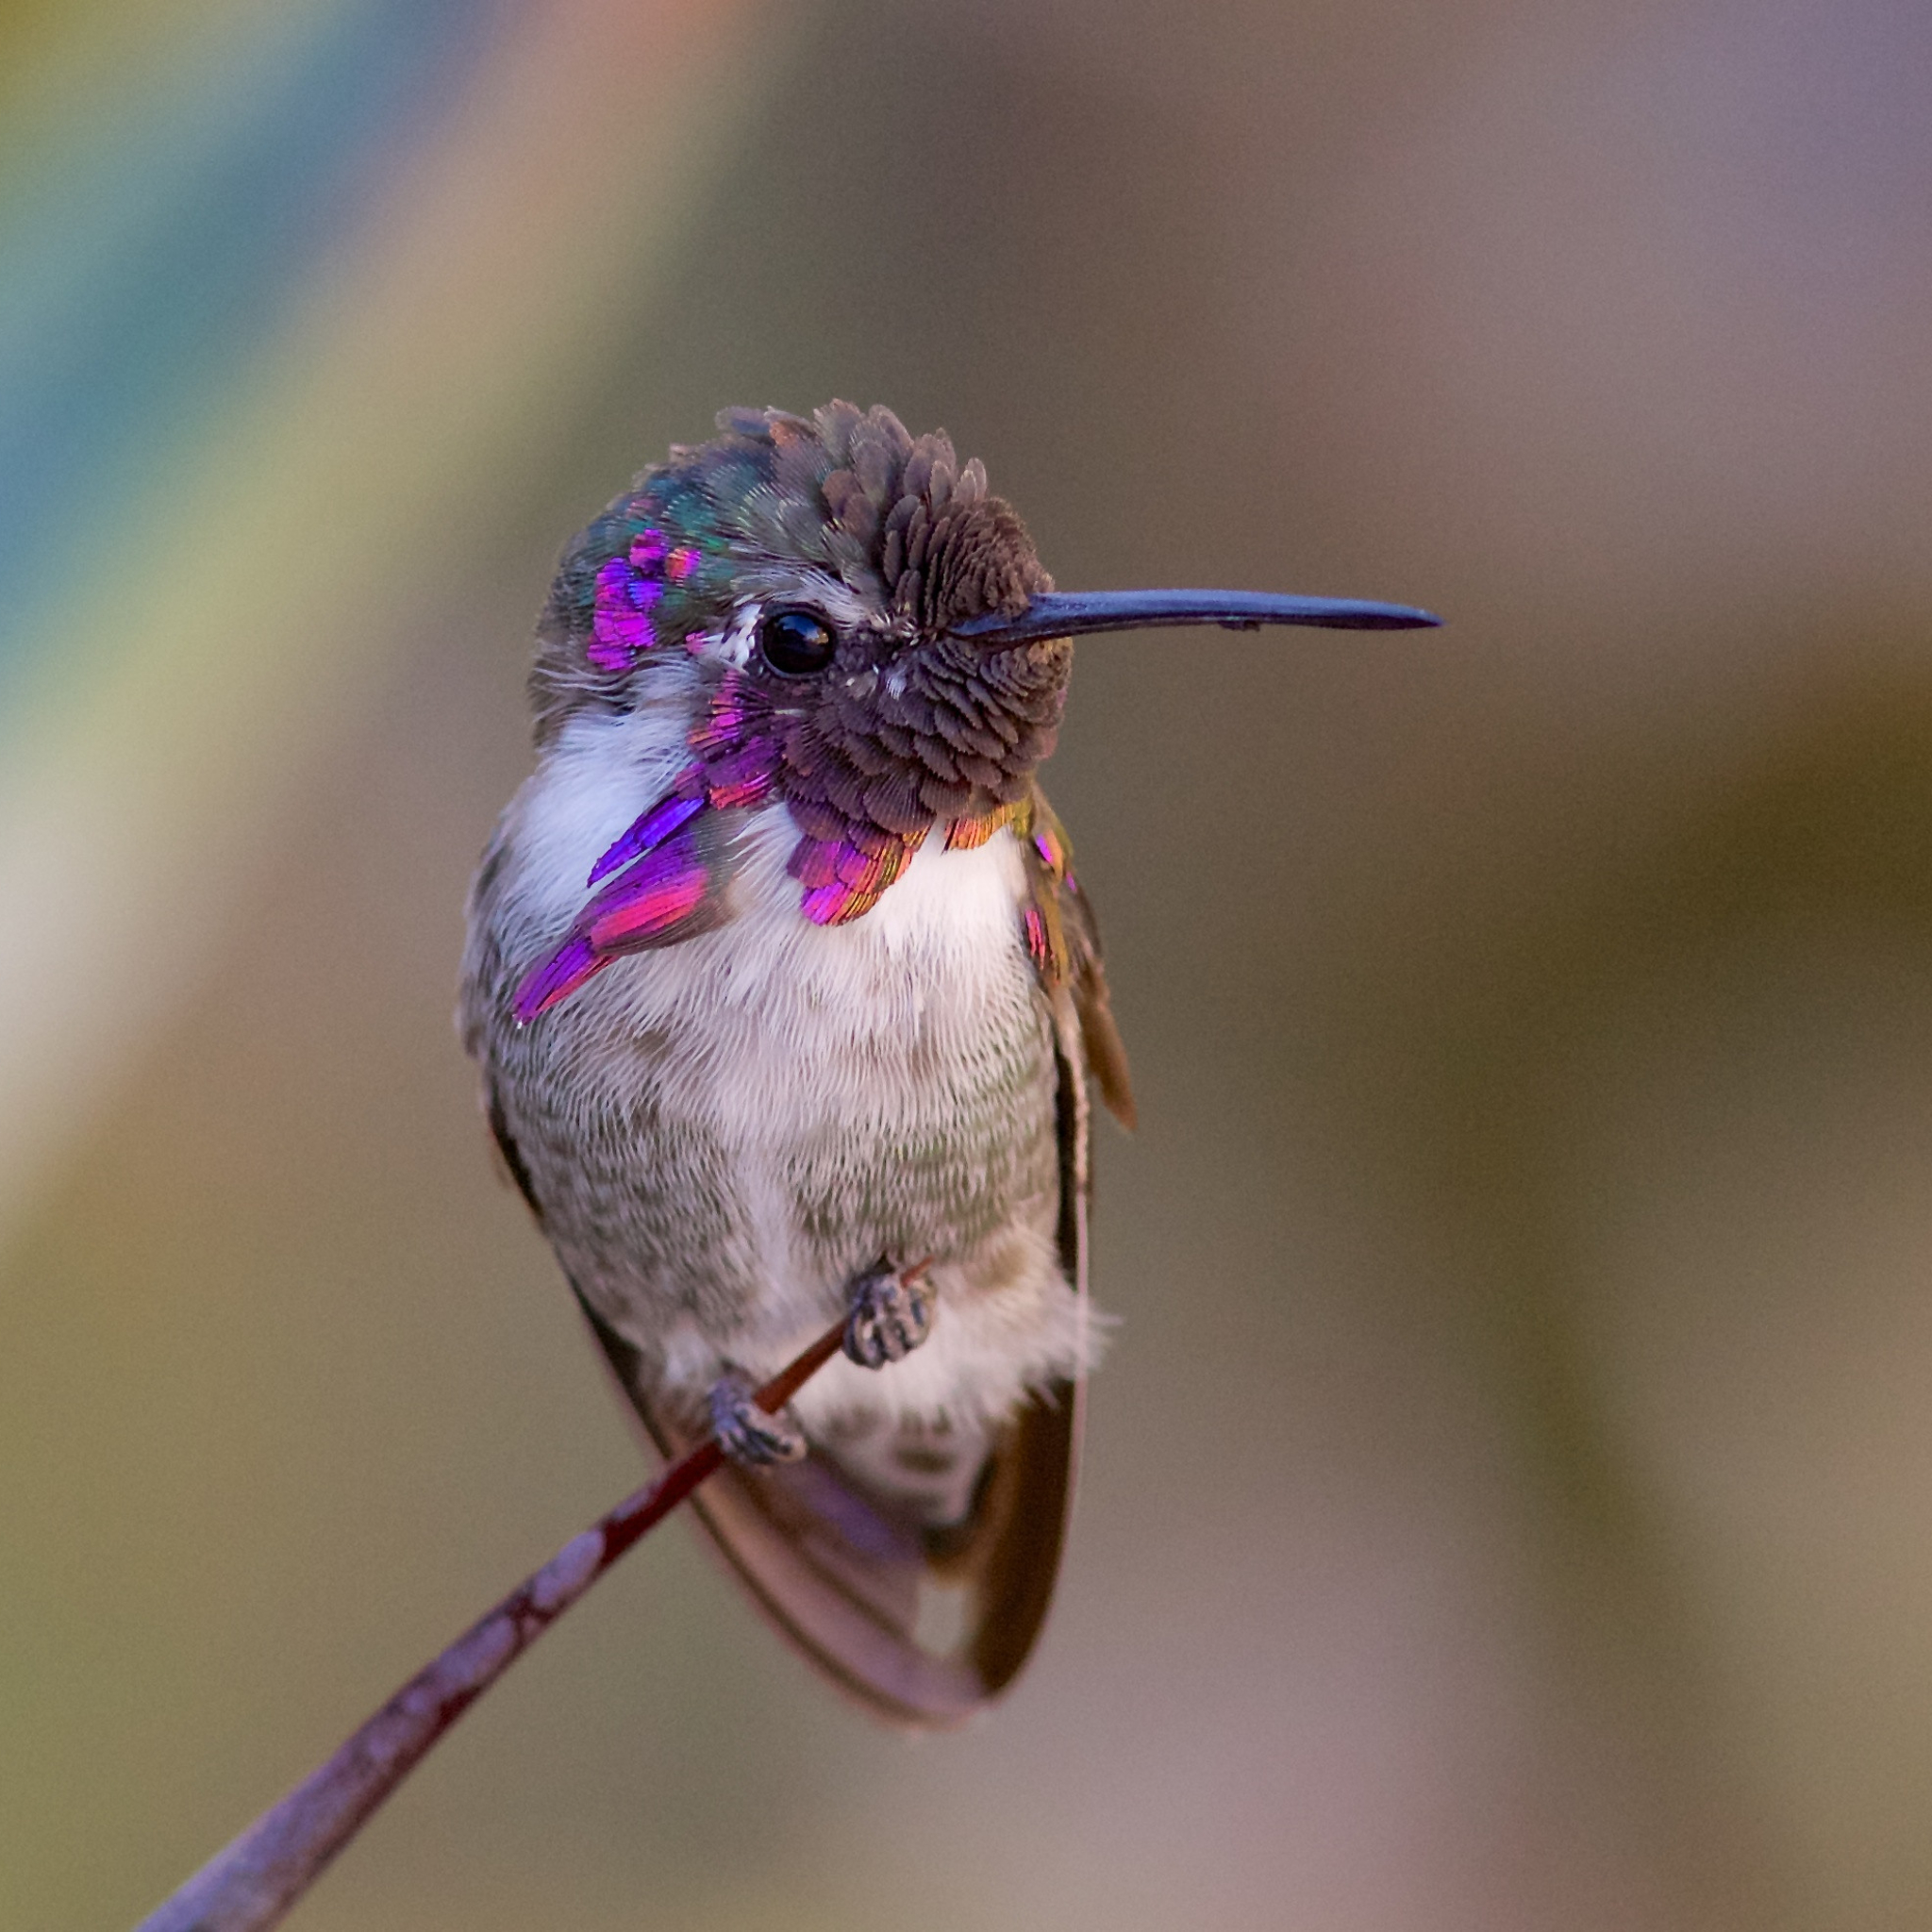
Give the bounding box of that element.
[7,1,1932,1926]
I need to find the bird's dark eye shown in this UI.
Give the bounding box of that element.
[757,608,838,676]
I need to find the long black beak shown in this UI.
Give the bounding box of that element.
[953,588,1441,644]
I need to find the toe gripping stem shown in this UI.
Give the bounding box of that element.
[843,1255,936,1371]
[709,1370,808,1466]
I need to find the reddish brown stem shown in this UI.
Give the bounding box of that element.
[132,1318,849,1932]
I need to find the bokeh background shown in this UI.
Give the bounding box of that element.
[6,2,1932,1926]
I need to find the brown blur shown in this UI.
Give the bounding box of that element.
[9,1,1932,1926]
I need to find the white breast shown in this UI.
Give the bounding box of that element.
[507,702,1037,1092]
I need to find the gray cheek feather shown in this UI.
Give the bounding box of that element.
[460,774,1070,1427]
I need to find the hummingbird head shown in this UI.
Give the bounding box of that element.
[530,401,1079,920]
[512,402,1439,1017]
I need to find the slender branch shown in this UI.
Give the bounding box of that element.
[133,1319,848,1932]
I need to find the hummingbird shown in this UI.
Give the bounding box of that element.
[459,403,1436,1725]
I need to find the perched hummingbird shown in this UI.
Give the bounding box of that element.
[460,403,1436,1725]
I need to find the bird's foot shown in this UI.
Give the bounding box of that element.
[708,1369,807,1467]
[844,1257,935,1370]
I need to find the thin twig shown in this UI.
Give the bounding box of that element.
[133,1318,849,1932]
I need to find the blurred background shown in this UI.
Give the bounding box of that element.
[5,1,1932,1925]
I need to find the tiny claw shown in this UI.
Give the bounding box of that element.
[709,1370,807,1466]
[844,1258,936,1370]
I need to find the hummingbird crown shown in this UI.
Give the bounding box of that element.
[533,400,1056,724]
